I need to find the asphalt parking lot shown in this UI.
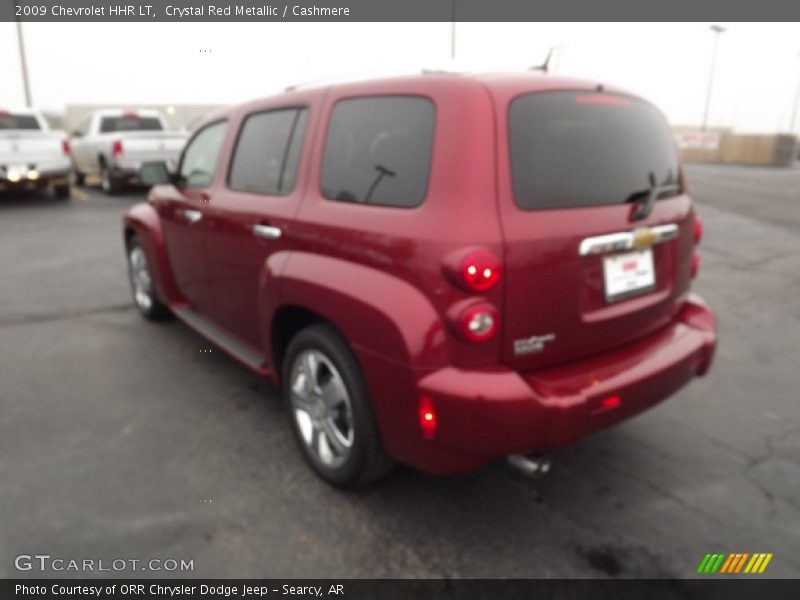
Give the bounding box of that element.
[1,164,798,580]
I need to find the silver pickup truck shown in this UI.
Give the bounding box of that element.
[0,108,72,199]
[70,109,187,195]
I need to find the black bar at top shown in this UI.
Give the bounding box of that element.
[3,0,800,22]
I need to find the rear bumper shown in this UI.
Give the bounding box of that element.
[0,160,71,189]
[389,294,716,474]
[112,157,177,178]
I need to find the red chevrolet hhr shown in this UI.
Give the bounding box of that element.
[124,71,717,487]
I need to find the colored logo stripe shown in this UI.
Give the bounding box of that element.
[697,553,773,574]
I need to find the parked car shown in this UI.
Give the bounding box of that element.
[70,109,187,194]
[0,108,71,199]
[124,72,717,487]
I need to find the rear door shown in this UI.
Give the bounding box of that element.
[158,119,229,313]
[203,104,311,349]
[495,88,696,371]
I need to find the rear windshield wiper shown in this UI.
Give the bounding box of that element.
[625,172,681,220]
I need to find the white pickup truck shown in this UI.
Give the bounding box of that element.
[0,108,72,199]
[70,109,187,195]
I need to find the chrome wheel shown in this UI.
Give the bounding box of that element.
[290,350,354,468]
[128,245,153,312]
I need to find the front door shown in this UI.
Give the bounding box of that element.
[158,120,229,314]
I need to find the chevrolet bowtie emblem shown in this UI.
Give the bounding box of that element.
[631,227,658,249]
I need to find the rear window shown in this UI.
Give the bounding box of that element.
[321,96,434,208]
[0,114,40,130]
[509,91,680,210]
[100,116,163,133]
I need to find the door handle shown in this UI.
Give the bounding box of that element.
[252,224,282,240]
[182,209,203,224]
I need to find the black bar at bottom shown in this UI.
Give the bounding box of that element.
[3,579,800,600]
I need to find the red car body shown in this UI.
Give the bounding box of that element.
[124,73,716,476]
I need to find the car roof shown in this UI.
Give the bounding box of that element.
[200,70,641,125]
[0,107,42,116]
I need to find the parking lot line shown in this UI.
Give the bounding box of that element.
[70,187,89,202]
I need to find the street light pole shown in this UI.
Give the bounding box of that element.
[702,24,726,132]
[15,19,33,107]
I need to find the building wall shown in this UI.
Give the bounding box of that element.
[674,127,799,167]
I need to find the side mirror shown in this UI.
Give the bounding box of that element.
[139,161,172,186]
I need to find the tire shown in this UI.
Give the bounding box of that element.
[283,324,394,488]
[73,170,85,187]
[54,184,70,200]
[100,161,123,195]
[126,236,171,320]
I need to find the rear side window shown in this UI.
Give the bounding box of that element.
[0,114,40,130]
[100,116,163,133]
[509,91,680,210]
[228,108,308,195]
[321,96,434,208]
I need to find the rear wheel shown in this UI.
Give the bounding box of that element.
[126,236,170,320]
[73,170,85,187]
[100,161,123,195]
[283,324,393,487]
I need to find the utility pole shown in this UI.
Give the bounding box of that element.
[790,52,800,134]
[450,0,456,60]
[702,24,726,132]
[16,19,33,107]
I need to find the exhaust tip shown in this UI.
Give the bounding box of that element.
[506,453,553,479]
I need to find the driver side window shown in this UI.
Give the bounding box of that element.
[179,120,228,188]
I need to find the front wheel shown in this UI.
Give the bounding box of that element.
[283,324,393,488]
[126,236,170,320]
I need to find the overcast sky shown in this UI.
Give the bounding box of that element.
[1,21,799,133]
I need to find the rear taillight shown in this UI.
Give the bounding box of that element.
[691,252,700,279]
[446,249,501,293]
[61,140,71,156]
[112,140,123,157]
[462,256,500,292]
[694,214,704,245]
[456,303,498,343]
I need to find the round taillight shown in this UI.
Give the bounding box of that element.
[694,214,704,245]
[461,251,501,292]
[458,304,498,343]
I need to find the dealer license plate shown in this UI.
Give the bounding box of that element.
[603,248,655,302]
